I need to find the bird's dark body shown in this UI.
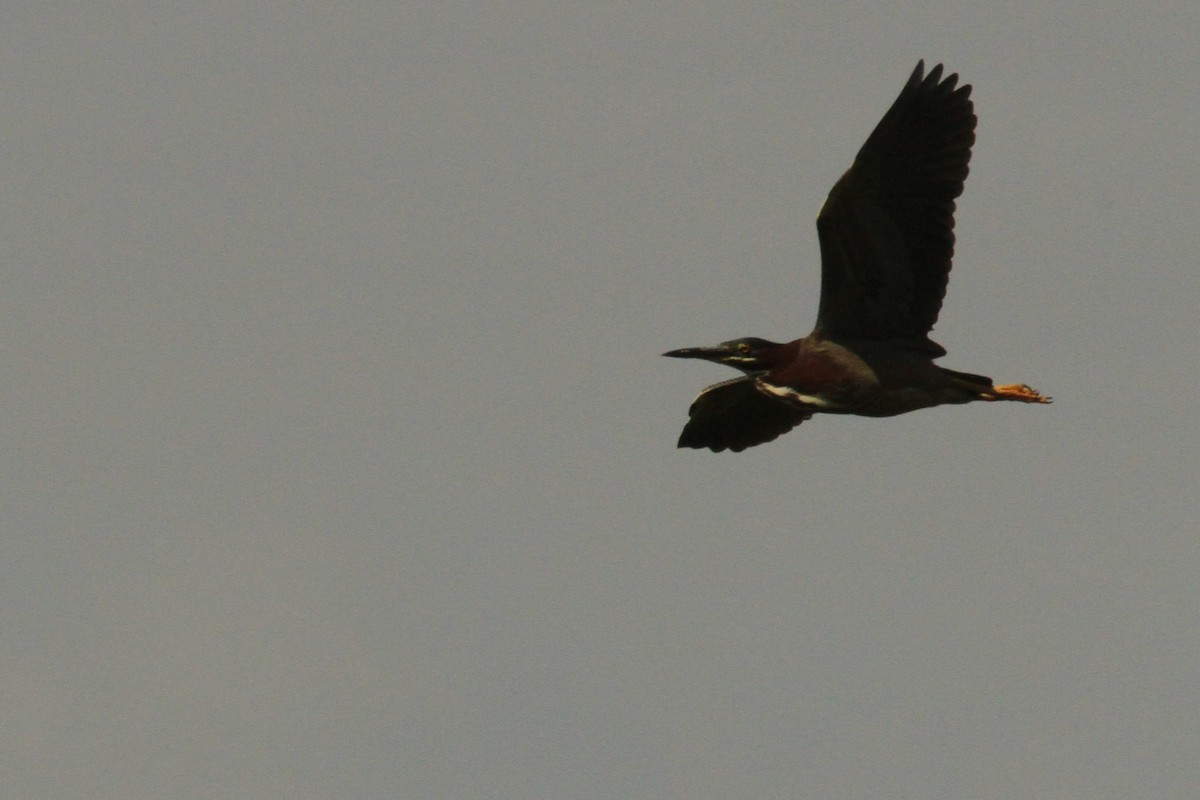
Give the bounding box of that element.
[767,339,985,415]
[665,61,1049,452]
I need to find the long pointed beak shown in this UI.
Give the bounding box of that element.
[662,346,726,361]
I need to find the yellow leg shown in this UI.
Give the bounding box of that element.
[983,383,1052,404]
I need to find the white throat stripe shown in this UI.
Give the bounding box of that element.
[758,382,841,408]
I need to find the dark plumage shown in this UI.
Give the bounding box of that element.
[665,62,1049,453]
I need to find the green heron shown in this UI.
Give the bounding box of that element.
[665,61,1050,453]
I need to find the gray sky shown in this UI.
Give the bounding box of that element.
[3,3,1198,798]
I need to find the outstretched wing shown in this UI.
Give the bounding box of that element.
[813,61,975,349]
[676,377,812,453]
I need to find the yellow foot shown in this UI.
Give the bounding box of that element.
[986,383,1052,404]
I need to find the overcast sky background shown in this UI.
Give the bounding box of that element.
[2,4,1198,799]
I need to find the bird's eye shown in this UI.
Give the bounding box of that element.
[737,343,751,354]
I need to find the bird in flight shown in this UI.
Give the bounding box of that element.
[665,61,1050,453]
